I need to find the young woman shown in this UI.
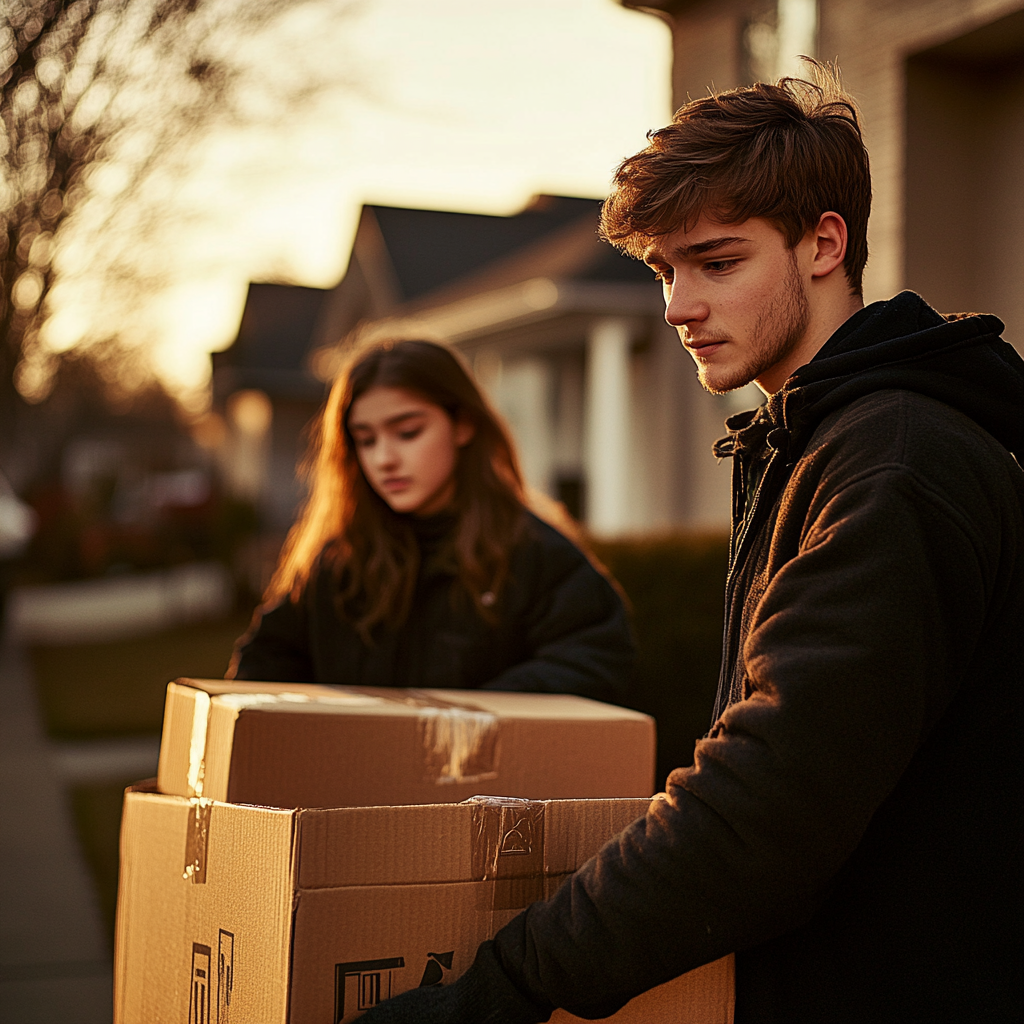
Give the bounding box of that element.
[228,339,633,703]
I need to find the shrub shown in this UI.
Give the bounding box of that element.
[593,533,729,788]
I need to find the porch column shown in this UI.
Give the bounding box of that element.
[585,318,631,536]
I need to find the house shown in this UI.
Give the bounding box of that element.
[210,283,331,531]
[214,197,748,536]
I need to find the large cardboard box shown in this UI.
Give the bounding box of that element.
[157,680,656,808]
[115,786,733,1023]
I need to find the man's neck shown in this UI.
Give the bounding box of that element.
[758,288,864,395]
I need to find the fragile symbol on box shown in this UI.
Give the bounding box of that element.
[189,930,234,1024]
[499,810,534,856]
[418,950,455,987]
[335,957,405,1021]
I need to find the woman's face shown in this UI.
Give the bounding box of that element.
[347,385,474,516]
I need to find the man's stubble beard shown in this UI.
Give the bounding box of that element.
[696,250,811,396]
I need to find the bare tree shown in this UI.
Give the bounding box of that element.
[1,0,360,467]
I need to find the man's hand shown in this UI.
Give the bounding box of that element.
[357,941,551,1024]
[355,982,462,1023]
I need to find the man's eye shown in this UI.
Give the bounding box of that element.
[704,259,737,273]
[652,268,673,284]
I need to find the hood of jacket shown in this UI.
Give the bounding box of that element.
[718,290,1024,466]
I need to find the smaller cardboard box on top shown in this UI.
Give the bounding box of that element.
[115,786,734,1024]
[156,678,657,808]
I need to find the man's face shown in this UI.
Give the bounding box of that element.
[644,215,811,395]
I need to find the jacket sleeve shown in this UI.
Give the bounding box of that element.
[228,590,315,682]
[482,449,1006,1017]
[480,522,634,704]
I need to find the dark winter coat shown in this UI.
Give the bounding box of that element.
[230,511,633,704]
[361,292,1024,1024]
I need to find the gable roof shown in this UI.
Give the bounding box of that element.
[211,283,333,401]
[214,195,658,399]
[372,196,601,301]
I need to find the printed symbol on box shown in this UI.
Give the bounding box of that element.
[190,943,212,1024]
[499,811,533,856]
[217,929,234,1022]
[418,951,455,987]
[334,957,405,1022]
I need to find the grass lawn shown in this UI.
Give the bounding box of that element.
[31,612,252,739]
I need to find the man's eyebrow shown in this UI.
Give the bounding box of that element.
[645,236,751,263]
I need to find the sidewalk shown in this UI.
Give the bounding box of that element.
[0,638,156,1024]
[0,568,231,1022]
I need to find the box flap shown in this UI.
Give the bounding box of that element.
[297,804,477,888]
[296,797,653,889]
[115,790,297,1024]
[544,798,650,874]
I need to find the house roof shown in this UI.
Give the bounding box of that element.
[367,195,652,303]
[372,196,598,301]
[214,195,660,398]
[211,283,333,401]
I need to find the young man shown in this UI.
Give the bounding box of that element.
[362,67,1023,1023]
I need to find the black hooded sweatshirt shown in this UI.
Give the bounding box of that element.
[360,292,1024,1024]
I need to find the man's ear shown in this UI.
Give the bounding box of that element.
[810,211,848,279]
[454,416,476,447]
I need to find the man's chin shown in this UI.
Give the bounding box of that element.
[697,367,757,396]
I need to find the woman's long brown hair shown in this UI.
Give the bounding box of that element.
[264,339,527,641]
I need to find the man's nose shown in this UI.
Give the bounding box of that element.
[664,283,708,329]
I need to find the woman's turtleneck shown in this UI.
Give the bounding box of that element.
[405,509,459,575]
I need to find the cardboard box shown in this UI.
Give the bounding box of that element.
[157,679,656,808]
[115,785,733,1024]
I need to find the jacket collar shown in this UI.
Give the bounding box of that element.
[714,291,1024,464]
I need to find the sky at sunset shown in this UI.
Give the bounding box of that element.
[46,0,673,404]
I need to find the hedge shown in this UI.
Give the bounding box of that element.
[592,533,729,788]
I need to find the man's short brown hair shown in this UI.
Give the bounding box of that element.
[600,62,871,294]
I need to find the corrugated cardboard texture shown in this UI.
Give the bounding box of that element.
[294,798,652,888]
[117,791,732,1024]
[290,882,490,1023]
[292,885,732,1024]
[157,679,655,808]
[115,787,295,1024]
[297,804,477,888]
[553,958,734,1024]
[542,797,651,875]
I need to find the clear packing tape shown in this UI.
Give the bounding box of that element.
[408,694,499,785]
[342,686,501,785]
[466,796,547,911]
[184,689,211,883]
